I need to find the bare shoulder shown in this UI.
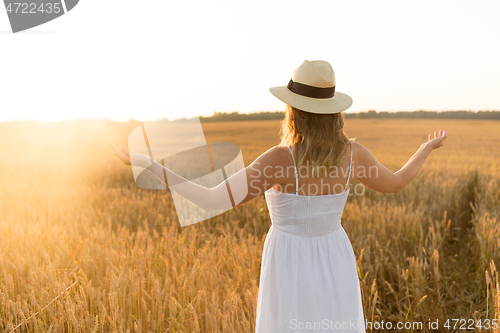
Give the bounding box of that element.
[250,145,291,166]
[351,141,368,153]
[350,141,378,182]
[351,141,374,163]
[243,145,292,190]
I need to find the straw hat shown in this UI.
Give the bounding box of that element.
[269,59,352,114]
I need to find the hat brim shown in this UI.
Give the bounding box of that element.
[269,85,352,114]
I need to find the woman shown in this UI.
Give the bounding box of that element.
[110,59,447,332]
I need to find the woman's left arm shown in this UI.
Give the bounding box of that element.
[109,142,285,212]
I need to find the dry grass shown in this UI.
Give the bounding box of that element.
[0,118,499,332]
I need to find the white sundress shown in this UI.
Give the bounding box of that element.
[255,145,366,333]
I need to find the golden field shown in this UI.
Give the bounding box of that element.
[0,118,499,332]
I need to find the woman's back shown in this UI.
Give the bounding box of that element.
[265,144,353,237]
[272,142,354,196]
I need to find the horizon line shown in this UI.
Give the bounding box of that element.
[1,109,500,124]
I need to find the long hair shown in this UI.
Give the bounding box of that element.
[278,104,355,178]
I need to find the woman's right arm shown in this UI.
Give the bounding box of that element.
[110,142,290,212]
[353,130,448,194]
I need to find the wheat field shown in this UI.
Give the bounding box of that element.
[0,118,499,332]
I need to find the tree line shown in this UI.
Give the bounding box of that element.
[346,110,500,119]
[189,110,500,122]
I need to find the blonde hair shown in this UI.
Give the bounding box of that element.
[278,104,355,178]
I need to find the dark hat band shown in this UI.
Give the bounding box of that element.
[287,79,335,99]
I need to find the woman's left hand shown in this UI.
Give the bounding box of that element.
[109,142,131,165]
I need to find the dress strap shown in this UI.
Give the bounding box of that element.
[287,146,299,194]
[344,143,353,191]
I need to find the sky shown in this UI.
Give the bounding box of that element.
[0,0,499,122]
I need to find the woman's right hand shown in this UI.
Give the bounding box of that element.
[423,130,448,149]
[110,142,131,165]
